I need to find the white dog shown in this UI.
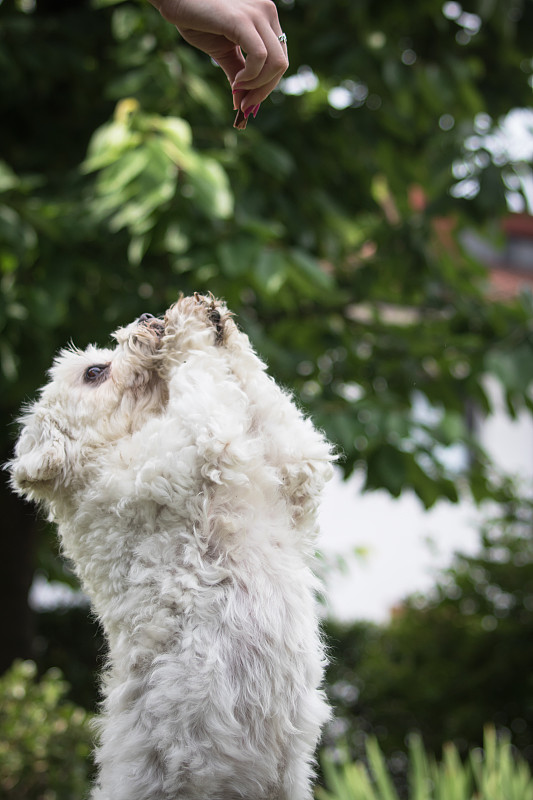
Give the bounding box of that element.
[9,293,333,800]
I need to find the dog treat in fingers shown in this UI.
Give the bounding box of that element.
[233,108,248,129]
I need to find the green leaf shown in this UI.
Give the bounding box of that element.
[128,232,152,266]
[216,238,261,279]
[83,121,141,172]
[152,116,193,151]
[289,248,335,294]
[366,737,401,800]
[96,147,152,196]
[255,248,289,294]
[365,444,408,497]
[0,161,18,193]
[185,155,233,219]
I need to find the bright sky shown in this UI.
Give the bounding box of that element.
[318,380,533,623]
[318,472,482,622]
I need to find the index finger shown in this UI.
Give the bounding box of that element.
[233,23,288,104]
[230,21,270,85]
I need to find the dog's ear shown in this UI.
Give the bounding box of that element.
[9,412,67,496]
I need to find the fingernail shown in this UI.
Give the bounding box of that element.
[253,104,260,119]
[244,106,255,119]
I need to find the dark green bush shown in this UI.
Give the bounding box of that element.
[0,660,94,800]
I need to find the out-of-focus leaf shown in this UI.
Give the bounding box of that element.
[152,116,193,151]
[365,444,408,498]
[96,147,152,196]
[0,161,18,193]
[254,248,289,294]
[186,156,233,219]
[216,238,261,279]
[83,121,141,172]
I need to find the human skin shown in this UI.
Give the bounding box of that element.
[147,0,289,119]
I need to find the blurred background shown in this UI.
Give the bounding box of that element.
[1,0,533,796]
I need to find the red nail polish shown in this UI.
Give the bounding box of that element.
[253,104,260,119]
[244,106,255,119]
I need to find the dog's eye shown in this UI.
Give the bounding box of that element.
[84,364,110,384]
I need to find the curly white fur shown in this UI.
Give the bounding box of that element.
[9,294,333,800]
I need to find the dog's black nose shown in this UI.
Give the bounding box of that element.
[139,313,154,322]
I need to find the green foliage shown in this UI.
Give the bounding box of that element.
[83,98,234,247]
[323,498,533,768]
[0,660,94,800]
[1,0,533,507]
[317,727,533,800]
[2,0,533,669]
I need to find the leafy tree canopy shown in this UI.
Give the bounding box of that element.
[1,0,533,669]
[1,0,533,505]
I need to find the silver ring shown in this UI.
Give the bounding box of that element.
[278,32,287,44]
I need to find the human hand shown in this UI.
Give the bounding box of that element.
[147,0,289,126]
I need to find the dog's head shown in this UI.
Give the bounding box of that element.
[9,294,234,503]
